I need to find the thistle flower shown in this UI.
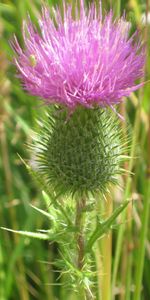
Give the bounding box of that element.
[12,1,145,196]
[11,4,145,293]
[12,0,145,110]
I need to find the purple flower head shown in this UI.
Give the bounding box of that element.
[12,0,145,110]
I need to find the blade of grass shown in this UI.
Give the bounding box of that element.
[0,239,6,300]
[112,99,141,298]
[133,177,150,300]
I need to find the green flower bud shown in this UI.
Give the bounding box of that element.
[33,106,124,197]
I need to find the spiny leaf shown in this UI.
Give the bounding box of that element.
[1,227,49,240]
[30,204,55,221]
[86,200,130,252]
[18,154,73,226]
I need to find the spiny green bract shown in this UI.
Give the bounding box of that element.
[33,106,124,197]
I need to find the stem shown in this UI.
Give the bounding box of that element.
[113,0,121,17]
[133,178,150,300]
[112,103,141,297]
[133,109,150,300]
[123,202,134,300]
[0,239,6,300]
[125,2,149,298]
[125,252,133,300]
[75,197,86,299]
[133,3,150,298]
[116,0,121,16]
[100,195,113,300]
[123,200,134,300]
[119,101,130,300]
[95,246,102,300]
[75,198,85,270]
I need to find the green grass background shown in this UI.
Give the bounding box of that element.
[0,0,150,299]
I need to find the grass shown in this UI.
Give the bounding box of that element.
[0,0,150,299]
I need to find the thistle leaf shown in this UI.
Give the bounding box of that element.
[18,155,73,226]
[30,204,55,221]
[86,200,130,252]
[1,227,49,240]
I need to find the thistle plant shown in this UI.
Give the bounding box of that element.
[10,0,145,299]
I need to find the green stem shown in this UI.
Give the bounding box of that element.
[116,0,121,16]
[95,246,102,300]
[112,104,141,298]
[75,197,86,299]
[127,2,149,298]
[100,195,113,300]
[125,248,133,300]
[124,202,134,300]
[133,179,150,300]
[113,0,121,17]
[0,238,6,300]
[76,198,85,271]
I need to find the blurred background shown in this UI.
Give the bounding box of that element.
[0,0,150,299]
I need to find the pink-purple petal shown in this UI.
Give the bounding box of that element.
[12,1,145,109]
